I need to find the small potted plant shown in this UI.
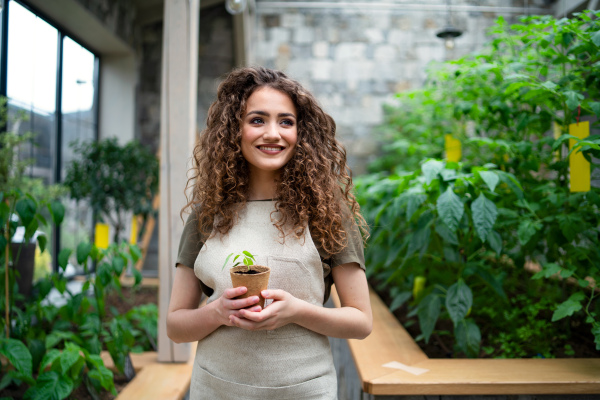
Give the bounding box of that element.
[223,251,270,308]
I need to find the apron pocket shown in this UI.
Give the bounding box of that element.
[190,363,337,400]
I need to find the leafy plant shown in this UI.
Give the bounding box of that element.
[64,138,159,243]
[360,10,600,357]
[222,250,257,271]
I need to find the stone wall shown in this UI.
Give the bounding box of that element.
[74,0,138,48]
[253,0,552,174]
[136,4,235,155]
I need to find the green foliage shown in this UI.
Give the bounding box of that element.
[63,138,159,243]
[0,127,154,400]
[359,10,600,357]
[222,250,257,270]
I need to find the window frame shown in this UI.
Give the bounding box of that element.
[0,0,100,271]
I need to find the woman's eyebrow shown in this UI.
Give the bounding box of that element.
[246,110,296,118]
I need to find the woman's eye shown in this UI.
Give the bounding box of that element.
[250,118,263,124]
[281,119,294,126]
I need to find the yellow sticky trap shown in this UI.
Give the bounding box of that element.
[95,223,110,249]
[553,122,562,162]
[569,121,590,192]
[445,134,461,162]
[129,215,138,245]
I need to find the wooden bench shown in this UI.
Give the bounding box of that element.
[331,286,600,398]
[109,342,196,400]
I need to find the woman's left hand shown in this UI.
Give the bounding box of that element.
[229,289,301,331]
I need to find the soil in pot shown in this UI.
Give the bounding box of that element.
[230,265,270,308]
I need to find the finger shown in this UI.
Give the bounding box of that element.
[224,286,247,299]
[230,315,257,330]
[227,296,260,310]
[261,289,286,300]
[239,307,270,322]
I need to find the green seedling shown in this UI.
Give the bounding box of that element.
[222,250,257,271]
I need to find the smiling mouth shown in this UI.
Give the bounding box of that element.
[257,145,285,152]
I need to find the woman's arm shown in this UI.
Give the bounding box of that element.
[166,265,262,343]
[231,262,373,339]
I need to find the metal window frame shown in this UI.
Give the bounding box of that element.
[0,0,101,271]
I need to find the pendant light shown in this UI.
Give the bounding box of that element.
[436,0,463,50]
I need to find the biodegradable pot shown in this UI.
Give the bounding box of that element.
[229,265,270,308]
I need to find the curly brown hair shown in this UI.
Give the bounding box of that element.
[183,66,368,255]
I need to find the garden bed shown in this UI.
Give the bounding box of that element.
[330,286,600,398]
[372,276,598,359]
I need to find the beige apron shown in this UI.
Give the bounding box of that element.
[190,201,337,399]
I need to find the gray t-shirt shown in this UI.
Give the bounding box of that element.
[175,201,365,303]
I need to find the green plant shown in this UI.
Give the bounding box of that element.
[360,10,600,357]
[64,138,159,243]
[222,250,257,271]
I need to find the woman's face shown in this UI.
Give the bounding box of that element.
[241,86,298,176]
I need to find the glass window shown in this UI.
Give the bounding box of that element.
[7,0,58,183]
[60,37,98,260]
[4,0,99,271]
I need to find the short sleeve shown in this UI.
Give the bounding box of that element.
[330,213,365,271]
[175,211,205,269]
[311,205,366,304]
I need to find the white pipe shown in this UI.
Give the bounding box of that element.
[255,1,549,14]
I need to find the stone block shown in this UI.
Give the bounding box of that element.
[294,26,314,44]
[256,41,278,60]
[416,44,444,64]
[313,41,329,58]
[388,29,414,49]
[268,27,291,44]
[276,44,291,71]
[281,13,305,29]
[374,44,397,61]
[286,59,310,81]
[364,28,385,44]
[335,43,367,60]
[263,14,280,28]
[311,59,333,81]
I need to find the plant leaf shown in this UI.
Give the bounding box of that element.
[445,280,473,326]
[417,294,441,343]
[436,187,464,232]
[517,219,541,245]
[25,371,73,400]
[58,248,72,271]
[422,159,445,185]
[486,230,502,254]
[16,197,36,228]
[552,292,585,322]
[435,221,459,245]
[76,242,92,265]
[478,171,499,192]
[455,319,481,358]
[389,291,412,312]
[37,234,48,253]
[471,193,498,242]
[49,201,65,225]
[0,338,33,378]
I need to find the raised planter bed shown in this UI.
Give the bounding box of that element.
[329,286,600,400]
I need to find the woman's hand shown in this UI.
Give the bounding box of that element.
[214,286,262,327]
[229,289,301,331]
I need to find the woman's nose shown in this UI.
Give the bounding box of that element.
[262,122,281,140]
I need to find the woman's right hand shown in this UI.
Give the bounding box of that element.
[214,286,262,326]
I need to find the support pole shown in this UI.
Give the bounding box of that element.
[158,0,200,363]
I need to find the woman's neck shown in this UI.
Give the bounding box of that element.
[248,168,278,200]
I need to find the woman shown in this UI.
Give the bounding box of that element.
[167,66,372,399]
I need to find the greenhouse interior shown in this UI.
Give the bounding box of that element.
[1,0,599,399]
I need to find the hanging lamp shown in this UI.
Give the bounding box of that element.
[436,0,463,49]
